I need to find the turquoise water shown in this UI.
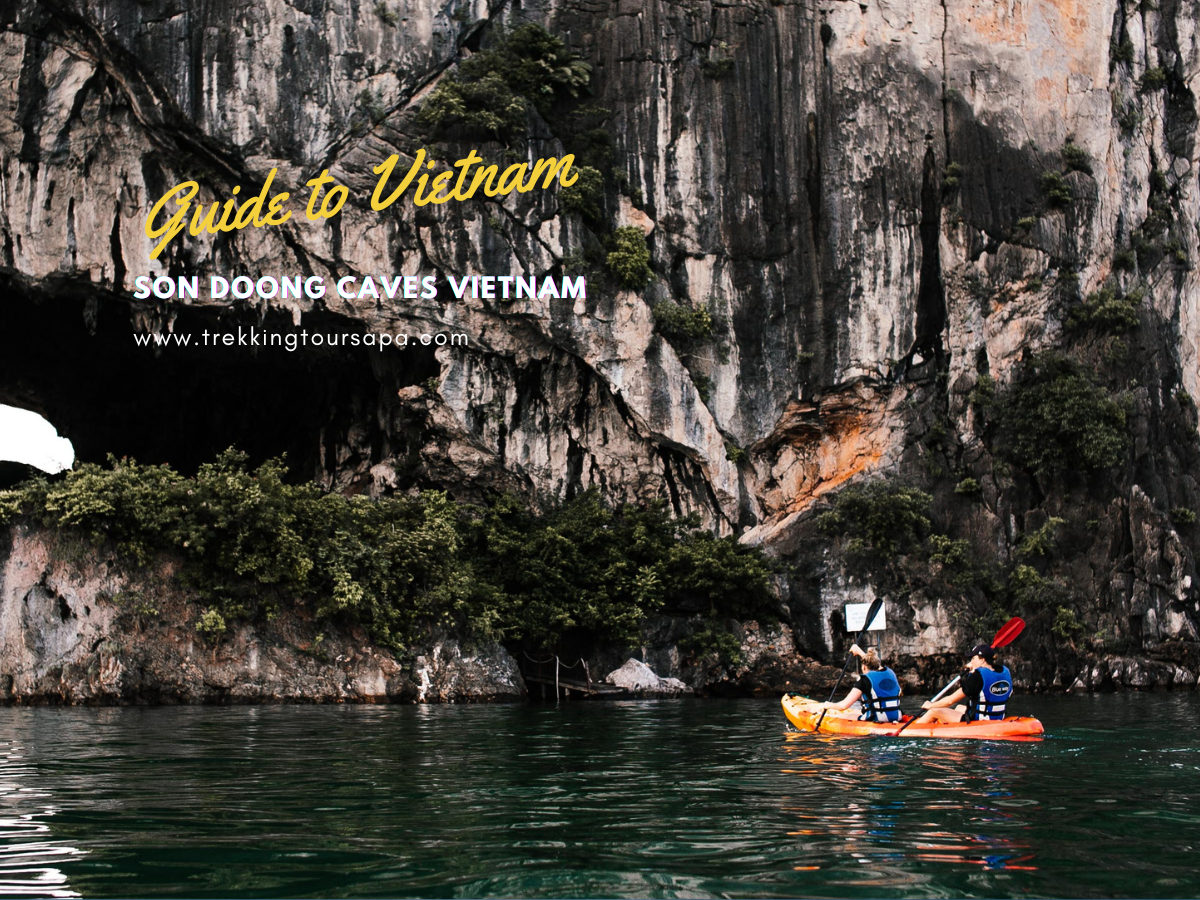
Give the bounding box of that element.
[0,694,1196,898]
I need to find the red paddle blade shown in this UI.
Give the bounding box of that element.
[992,616,1025,648]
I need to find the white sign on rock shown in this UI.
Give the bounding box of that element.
[845,602,886,633]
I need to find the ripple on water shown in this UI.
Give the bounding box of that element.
[0,749,83,899]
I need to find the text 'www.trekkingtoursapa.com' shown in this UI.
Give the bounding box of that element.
[133,327,469,352]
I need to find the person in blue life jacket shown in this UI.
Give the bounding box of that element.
[912,644,1014,725]
[817,645,903,723]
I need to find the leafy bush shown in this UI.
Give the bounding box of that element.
[1140,67,1167,92]
[7,451,467,642]
[1113,92,1143,134]
[700,56,734,79]
[375,2,398,25]
[969,374,996,409]
[418,25,591,138]
[1041,171,1072,207]
[1061,140,1092,175]
[1111,38,1135,63]
[461,492,775,645]
[1172,507,1197,526]
[607,226,653,289]
[1007,564,1069,612]
[1051,606,1085,641]
[1017,517,1065,558]
[652,302,713,345]
[943,161,963,192]
[1118,104,1143,133]
[418,73,529,138]
[996,354,1129,477]
[1114,249,1137,271]
[817,482,933,561]
[500,25,593,110]
[1068,285,1141,333]
[196,609,227,639]
[0,488,30,527]
[926,534,971,568]
[560,105,614,171]
[954,477,982,496]
[559,165,605,221]
[680,625,743,666]
[2,454,776,651]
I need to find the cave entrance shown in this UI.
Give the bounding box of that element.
[0,279,439,490]
[1128,614,1145,649]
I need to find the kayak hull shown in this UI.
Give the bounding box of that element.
[782,695,1044,739]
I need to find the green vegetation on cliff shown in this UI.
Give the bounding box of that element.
[418,24,592,139]
[0,450,775,651]
[606,227,654,289]
[816,482,932,561]
[996,353,1129,477]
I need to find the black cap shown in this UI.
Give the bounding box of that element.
[969,643,996,659]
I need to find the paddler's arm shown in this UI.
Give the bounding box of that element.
[822,687,863,711]
[821,645,869,709]
[922,687,966,710]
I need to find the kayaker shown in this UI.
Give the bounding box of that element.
[913,644,1014,724]
[817,644,902,723]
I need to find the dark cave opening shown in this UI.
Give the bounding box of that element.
[0,278,439,487]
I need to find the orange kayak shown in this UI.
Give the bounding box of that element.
[782,695,1044,740]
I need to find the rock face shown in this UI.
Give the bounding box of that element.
[0,525,526,703]
[604,659,690,696]
[3,0,1200,671]
[0,519,1192,703]
[0,523,854,704]
[634,618,849,698]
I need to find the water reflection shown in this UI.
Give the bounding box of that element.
[0,746,82,898]
[0,697,1192,898]
[780,731,1039,877]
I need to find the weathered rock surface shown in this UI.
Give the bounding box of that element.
[634,618,848,697]
[0,523,852,704]
[1,521,1192,703]
[604,659,690,696]
[0,525,526,704]
[2,0,1200,673]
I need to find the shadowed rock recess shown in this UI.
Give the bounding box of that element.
[2,0,1199,701]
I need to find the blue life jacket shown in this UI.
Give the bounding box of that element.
[860,668,902,722]
[967,665,1013,721]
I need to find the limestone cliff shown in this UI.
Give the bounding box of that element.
[3,0,1199,681]
[0,523,528,703]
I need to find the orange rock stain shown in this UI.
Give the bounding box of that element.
[755,381,900,522]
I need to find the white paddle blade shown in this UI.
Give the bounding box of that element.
[929,674,961,704]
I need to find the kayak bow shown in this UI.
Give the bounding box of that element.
[782,695,1044,740]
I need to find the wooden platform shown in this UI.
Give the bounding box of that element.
[522,673,628,699]
[519,654,637,701]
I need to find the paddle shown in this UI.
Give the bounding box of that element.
[812,596,884,733]
[889,616,1025,737]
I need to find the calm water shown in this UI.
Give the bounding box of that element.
[0,694,1196,899]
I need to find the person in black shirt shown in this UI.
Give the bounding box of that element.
[817,645,903,722]
[913,644,1014,724]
